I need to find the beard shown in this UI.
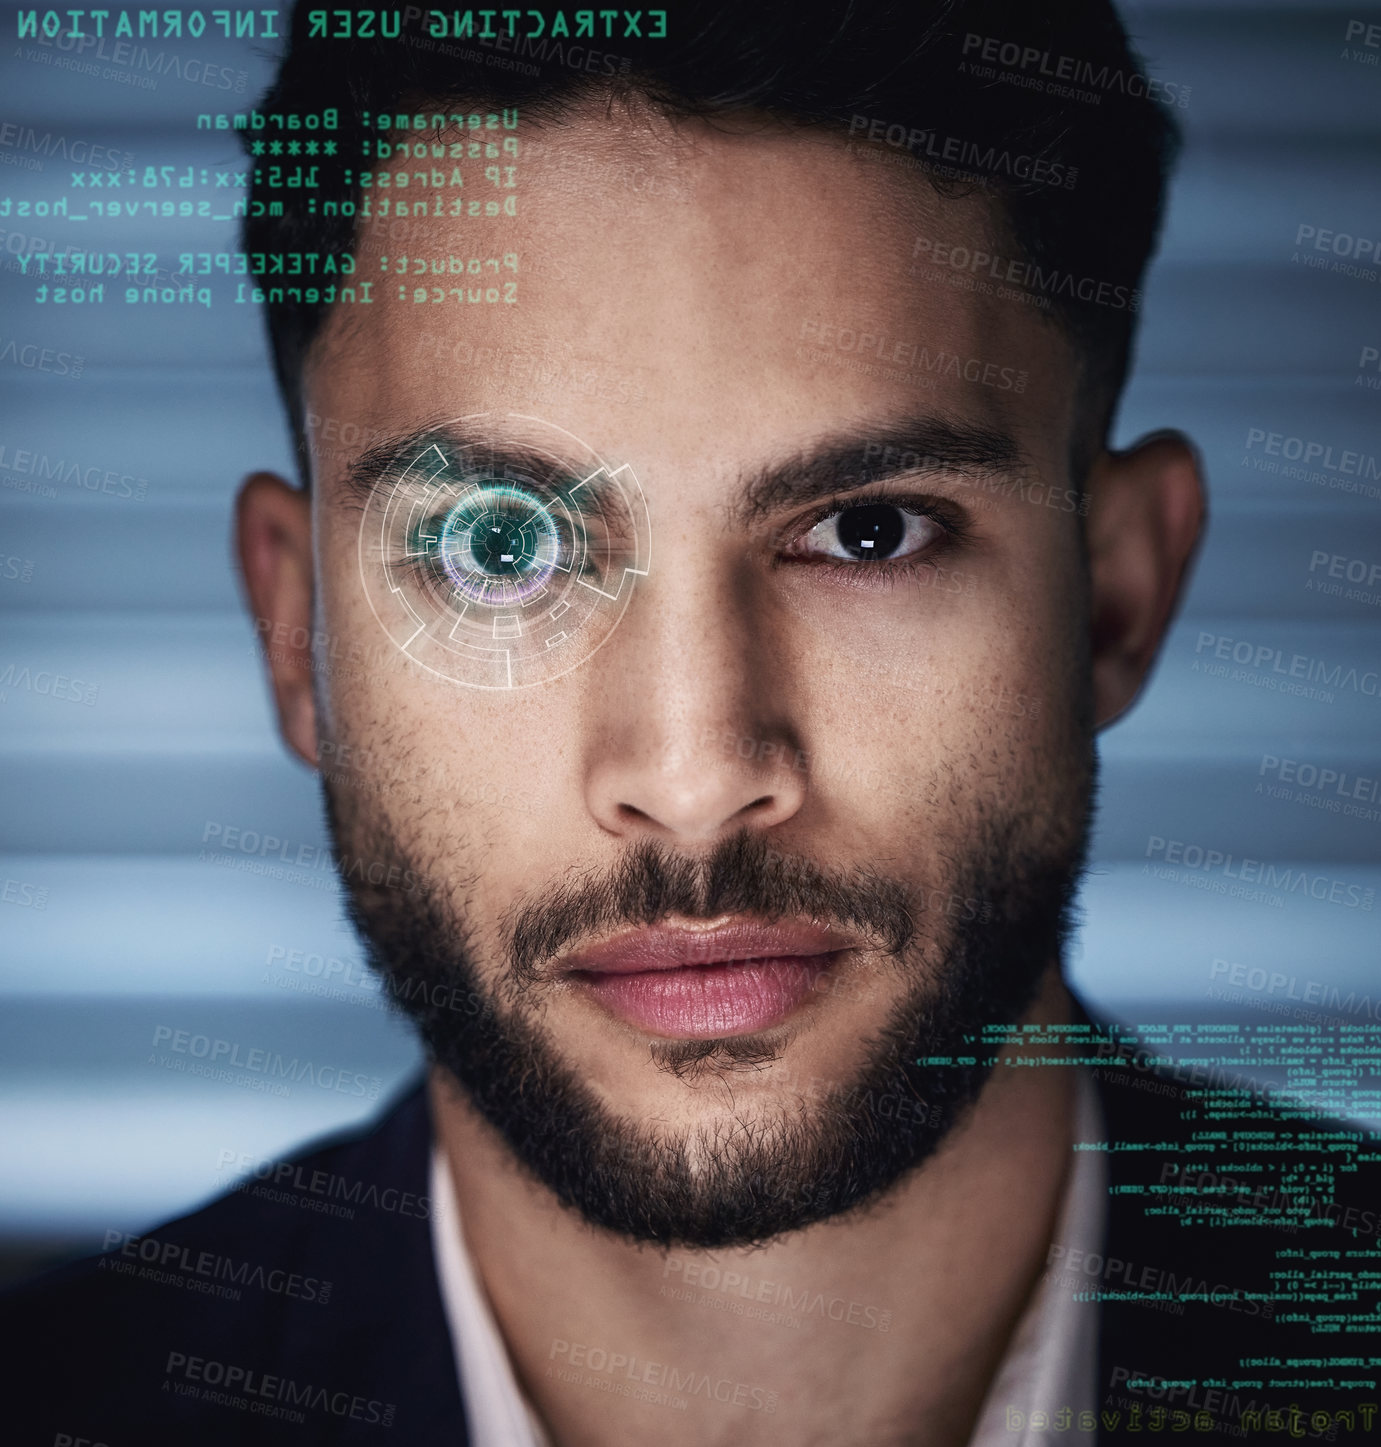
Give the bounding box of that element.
[323,741,1096,1250]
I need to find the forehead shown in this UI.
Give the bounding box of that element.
[307,105,1075,484]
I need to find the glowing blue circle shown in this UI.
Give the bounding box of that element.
[437,483,561,605]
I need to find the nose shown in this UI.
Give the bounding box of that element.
[582,566,807,844]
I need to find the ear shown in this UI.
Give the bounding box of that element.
[1085,431,1206,729]
[235,471,318,767]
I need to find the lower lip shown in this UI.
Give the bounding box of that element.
[573,956,835,1038]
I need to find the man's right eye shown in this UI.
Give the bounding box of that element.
[422,482,568,607]
[385,471,618,613]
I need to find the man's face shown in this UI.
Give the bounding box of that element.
[301,107,1095,1246]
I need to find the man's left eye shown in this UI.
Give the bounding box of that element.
[798,503,943,562]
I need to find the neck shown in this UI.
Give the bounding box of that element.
[431,970,1078,1447]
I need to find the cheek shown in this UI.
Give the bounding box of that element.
[313,521,583,864]
[959,585,1089,834]
[1006,539,1091,747]
[830,586,1085,835]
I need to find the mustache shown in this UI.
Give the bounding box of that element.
[503,830,917,986]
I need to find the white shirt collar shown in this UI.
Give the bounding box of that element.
[430,1071,1105,1447]
[429,1146,553,1447]
[967,1068,1106,1444]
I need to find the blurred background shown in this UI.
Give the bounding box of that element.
[2,0,1379,1284]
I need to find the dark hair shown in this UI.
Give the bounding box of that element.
[243,0,1180,484]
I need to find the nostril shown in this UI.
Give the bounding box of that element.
[617,802,657,824]
[586,729,809,842]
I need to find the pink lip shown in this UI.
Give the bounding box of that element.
[561,919,853,1039]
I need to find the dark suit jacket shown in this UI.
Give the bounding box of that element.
[4,1044,1379,1443]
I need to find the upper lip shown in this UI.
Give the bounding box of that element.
[559,917,857,976]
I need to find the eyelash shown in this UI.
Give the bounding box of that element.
[782,489,972,586]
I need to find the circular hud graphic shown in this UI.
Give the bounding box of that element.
[357,413,651,690]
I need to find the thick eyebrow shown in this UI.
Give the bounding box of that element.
[336,424,615,508]
[335,415,1029,522]
[732,416,1031,527]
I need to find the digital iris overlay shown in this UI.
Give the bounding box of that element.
[358,413,651,689]
[436,482,564,607]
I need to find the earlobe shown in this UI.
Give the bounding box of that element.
[235,471,319,768]
[1085,431,1206,729]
